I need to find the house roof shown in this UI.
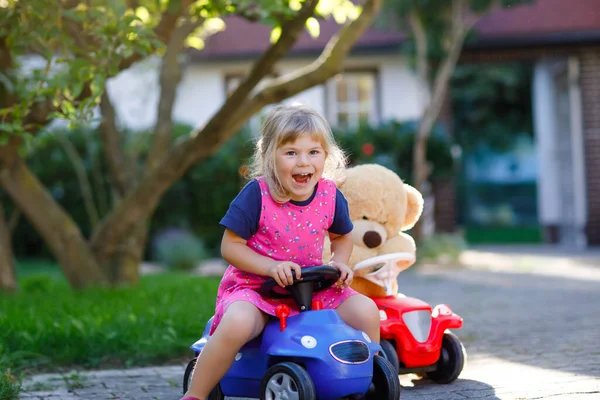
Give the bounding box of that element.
[190,0,600,61]
[470,0,600,48]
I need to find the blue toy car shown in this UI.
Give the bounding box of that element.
[183,265,400,400]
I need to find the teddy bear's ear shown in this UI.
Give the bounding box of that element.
[402,183,424,230]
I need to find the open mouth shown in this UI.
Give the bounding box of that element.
[292,173,313,185]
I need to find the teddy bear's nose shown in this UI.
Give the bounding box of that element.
[363,231,382,248]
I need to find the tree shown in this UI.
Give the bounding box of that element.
[381,0,532,239]
[0,0,383,290]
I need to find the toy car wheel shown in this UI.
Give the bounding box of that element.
[379,339,400,376]
[366,354,401,400]
[207,383,224,400]
[182,358,196,394]
[260,362,316,400]
[427,331,466,384]
[182,357,224,400]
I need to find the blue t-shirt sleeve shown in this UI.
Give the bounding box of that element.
[329,188,354,235]
[219,180,261,240]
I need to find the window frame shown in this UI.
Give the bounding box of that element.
[324,68,381,129]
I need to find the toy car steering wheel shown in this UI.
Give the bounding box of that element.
[260,265,340,311]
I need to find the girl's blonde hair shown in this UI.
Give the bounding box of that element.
[246,103,347,203]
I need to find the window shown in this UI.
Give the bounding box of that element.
[327,71,378,129]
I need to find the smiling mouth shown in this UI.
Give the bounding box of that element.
[292,173,313,184]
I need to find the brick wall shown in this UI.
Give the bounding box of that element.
[579,47,600,245]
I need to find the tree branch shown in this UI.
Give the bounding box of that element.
[89,0,381,261]
[193,0,320,140]
[99,92,133,196]
[8,207,20,234]
[413,0,477,190]
[119,0,194,70]
[147,17,205,170]
[408,9,428,86]
[230,0,383,130]
[55,132,99,229]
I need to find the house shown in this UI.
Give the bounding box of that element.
[106,0,600,247]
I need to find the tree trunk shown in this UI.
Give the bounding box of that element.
[0,154,106,289]
[0,196,17,293]
[103,219,147,285]
[411,1,472,243]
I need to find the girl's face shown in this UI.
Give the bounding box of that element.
[275,134,327,202]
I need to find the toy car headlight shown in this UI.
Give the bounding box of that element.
[361,331,372,343]
[432,304,452,318]
[300,335,317,349]
[379,310,388,321]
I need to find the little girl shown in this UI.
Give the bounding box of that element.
[181,103,380,400]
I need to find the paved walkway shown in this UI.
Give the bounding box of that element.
[19,246,600,399]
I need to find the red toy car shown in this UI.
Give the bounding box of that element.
[354,253,466,384]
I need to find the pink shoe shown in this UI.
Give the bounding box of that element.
[181,397,199,400]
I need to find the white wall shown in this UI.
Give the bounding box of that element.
[105,53,426,132]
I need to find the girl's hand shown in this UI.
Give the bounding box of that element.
[328,260,353,288]
[267,261,302,288]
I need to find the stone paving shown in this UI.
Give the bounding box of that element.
[19,246,600,399]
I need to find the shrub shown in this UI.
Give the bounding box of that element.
[152,228,208,271]
[416,233,468,265]
[334,120,458,184]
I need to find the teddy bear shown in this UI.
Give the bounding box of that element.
[324,164,424,298]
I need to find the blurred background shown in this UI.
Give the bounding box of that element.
[4,0,599,276]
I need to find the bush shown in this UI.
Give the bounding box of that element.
[334,120,458,184]
[152,228,208,271]
[416,233,468,265]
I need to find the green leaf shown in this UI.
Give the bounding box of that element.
[269,25,282,43]
[185,36,204,50]
[305,17,320,38]
[289,0,302,11]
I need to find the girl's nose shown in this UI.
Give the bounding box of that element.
[297,153,309,165]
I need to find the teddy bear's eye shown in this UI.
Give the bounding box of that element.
[362,216,368,220]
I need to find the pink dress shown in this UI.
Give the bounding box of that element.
[210,177,357,334]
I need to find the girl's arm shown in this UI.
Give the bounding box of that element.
[328,232,353,264]
[221,228,274,276]
[327,232,354,287]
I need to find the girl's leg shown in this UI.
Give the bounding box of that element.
[336,294,380,343]
[182,301,269,400]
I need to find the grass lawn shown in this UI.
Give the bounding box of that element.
[1,260,220,376]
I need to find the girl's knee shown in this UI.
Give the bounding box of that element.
[215,302,266,342]
[339,295,380,326]
[357,295,380,323]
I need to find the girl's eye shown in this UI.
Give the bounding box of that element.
[310,150,321,155]
[286,151,296,156]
